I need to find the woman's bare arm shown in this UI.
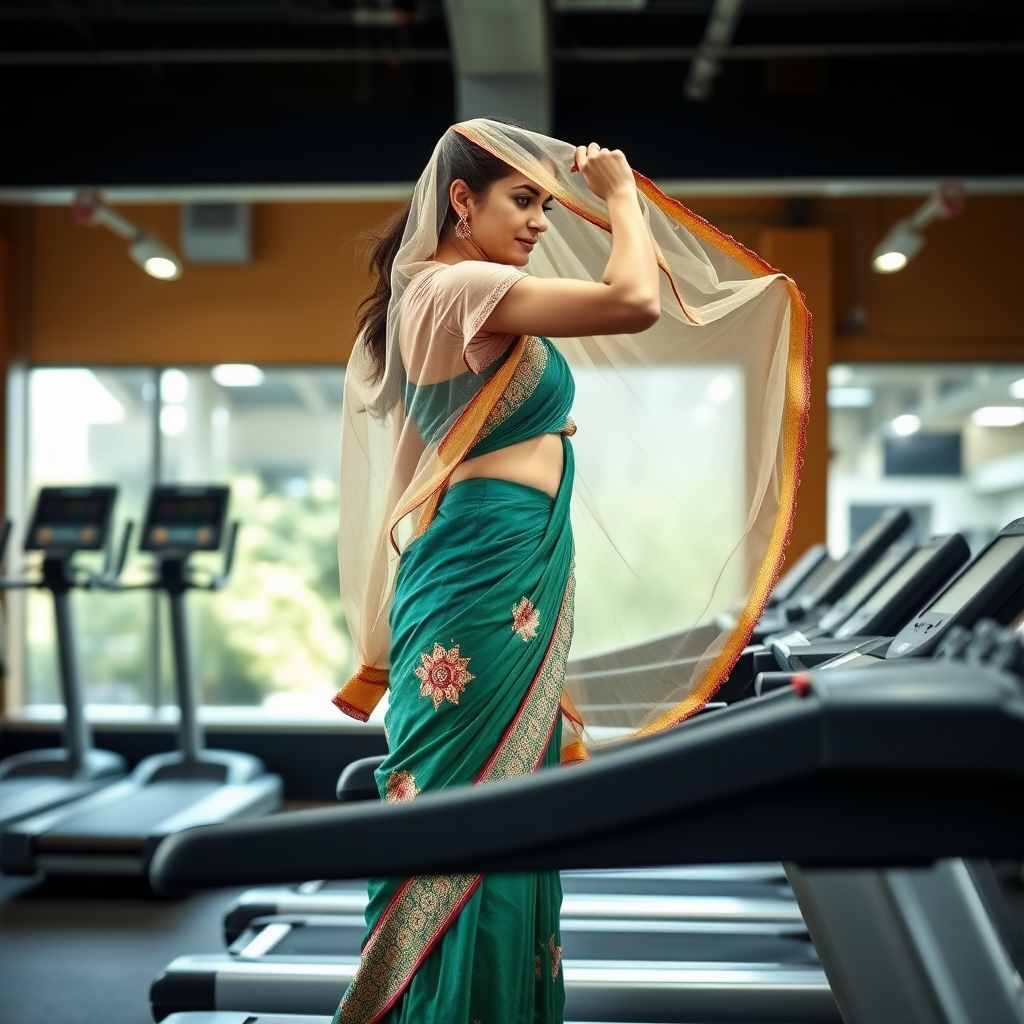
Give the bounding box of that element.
[483,144,661,338]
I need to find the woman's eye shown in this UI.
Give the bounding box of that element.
[542,205,553,213]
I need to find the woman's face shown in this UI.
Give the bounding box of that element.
[458,172,553,267]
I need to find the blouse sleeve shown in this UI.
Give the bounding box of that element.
[431,260,527,374]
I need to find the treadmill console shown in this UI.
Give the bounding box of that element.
[887,520,1024,660]
[794,506,910,611]
[25,486,117,555]
[140,486,230,557]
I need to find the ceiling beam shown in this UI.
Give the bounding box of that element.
[684,0,745,99]
[7,39,1019,68]
[443,0,550,132]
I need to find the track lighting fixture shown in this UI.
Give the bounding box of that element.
[72,191,183,281]
[872,182,965,274]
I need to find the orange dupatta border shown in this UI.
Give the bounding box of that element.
[631,175,813,735]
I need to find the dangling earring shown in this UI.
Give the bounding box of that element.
[455,211,472,240]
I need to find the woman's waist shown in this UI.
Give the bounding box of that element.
[450,433,566,500]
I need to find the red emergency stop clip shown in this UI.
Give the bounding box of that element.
[792,673,812,697]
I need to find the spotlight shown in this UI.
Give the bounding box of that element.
[971,407,1024,428]
[872,182,965,274]
[892,414,921,436]
[1010,378,1024,399]
[72,191,184,282]
[129,234,183,281]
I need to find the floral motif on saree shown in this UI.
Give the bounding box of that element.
[414,642,475,709]
[384,770,420,803]
[549,935,562,981]
[511,596,540,642]
[338,565,576,1024]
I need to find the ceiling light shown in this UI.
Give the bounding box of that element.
[872,221,922,274]
[828,364,855,387]
[971,406,1024,428]
[129,234,183,281]
[828,387,874,408]
[213,364,265,387]
[161,369,189,404]
[73,191,184,281]
[1010,378,1024,399]
[872,182,966,275]
[892,414,921,436]
[160,405,188,437]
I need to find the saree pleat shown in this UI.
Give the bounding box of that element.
[336,441,575,1024]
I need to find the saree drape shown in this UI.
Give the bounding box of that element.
[332,117,811,1023]
[337,447,575,1023]
[335,119,811,752]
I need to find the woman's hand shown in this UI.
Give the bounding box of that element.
[574,142,635,202]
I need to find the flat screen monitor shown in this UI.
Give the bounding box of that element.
[926,535,1024,617]
[26,487,116,552]
[141,487,229,554]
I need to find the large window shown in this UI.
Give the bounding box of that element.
[16,365,352,719]
[828,363,1024,554]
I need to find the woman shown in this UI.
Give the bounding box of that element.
[333,119,812,1023]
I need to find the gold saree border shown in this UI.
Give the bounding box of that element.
[338,570,576,1024]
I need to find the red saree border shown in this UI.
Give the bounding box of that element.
[338,569,577,1023]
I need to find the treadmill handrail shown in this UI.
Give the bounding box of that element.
[151,661,1024,892]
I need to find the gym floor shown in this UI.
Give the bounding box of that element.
[0,872,243,1024]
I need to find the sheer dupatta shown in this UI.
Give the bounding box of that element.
[336,118,811,752]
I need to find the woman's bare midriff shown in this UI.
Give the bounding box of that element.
[448,433,564,499]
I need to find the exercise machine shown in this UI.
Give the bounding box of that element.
[0,487,127,831]
[1,484,282,876]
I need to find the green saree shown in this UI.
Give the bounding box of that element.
[334,330,578,1024]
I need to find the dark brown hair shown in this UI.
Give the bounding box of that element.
[355,120,526,384]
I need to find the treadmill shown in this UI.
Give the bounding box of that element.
[759,514,1024,688]
[1,484,282,877]
[150,646,1024,1024]
[761,532,970,676]
[0,488,127,830]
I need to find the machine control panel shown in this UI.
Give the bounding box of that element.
[140,486,230,556]
[25,486,117,554]
[887,526,1024,660]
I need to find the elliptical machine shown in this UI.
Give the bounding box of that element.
[0,487,128,829]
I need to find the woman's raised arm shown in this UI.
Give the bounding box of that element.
[482,143,661,339]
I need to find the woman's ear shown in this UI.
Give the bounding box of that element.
[449,178,472,218]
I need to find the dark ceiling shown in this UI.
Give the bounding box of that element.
[1,0,1022,186]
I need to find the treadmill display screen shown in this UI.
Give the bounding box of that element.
[927,535,1024,616]
[857,546,935,614]
[30,494,109,550]
[146,494,226,551]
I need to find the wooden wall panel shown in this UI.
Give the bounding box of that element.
[29,201,403,366]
